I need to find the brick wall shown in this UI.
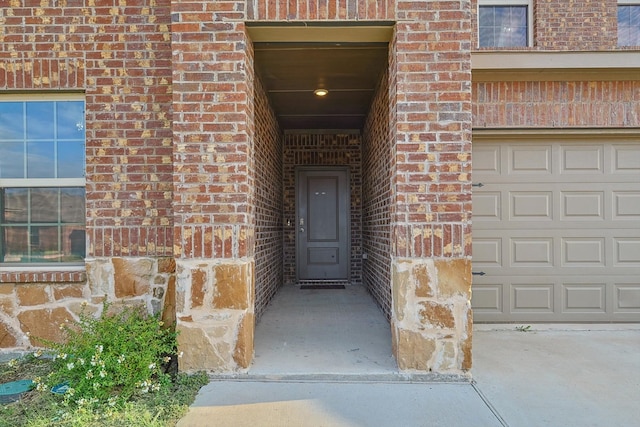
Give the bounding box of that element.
[0,0,173,281]
[471,0,619,50]
[247,0,396,20]
[171,11,254,260]
[473,80,640,128]
[362,67,392,319]
[535,0,617,50]
[253,75,283,319]
[392,3,473,260]
[282,133,363,286]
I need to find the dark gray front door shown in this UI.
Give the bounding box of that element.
[296,167,349,281]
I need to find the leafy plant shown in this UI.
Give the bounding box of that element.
[36,301,178,413]
[515,325,532,332]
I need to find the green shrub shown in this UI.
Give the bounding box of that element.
[36,302,178,414]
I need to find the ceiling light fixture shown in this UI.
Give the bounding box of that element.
[314,88,329,97]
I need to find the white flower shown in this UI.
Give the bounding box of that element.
[66,362,75,370]
[33,349,43,358]
[178,351,184,358]
[96,344,103,353]
[99,370,107,378]
[59,353,67,360]
[148,362,156,370]
[86,370,94,379]
[78,358,85,365]
[8,359,17,368]
[163,356,171,363]
[117,354,126,363]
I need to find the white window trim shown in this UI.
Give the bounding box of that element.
[478,0,534,48]
[0,92,84,102]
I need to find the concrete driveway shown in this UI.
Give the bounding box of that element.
[472,325,640,427]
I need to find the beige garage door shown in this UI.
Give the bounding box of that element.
[472,135,640,322]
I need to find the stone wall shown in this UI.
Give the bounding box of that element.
[175,259,254,372]
[0,257,175,349]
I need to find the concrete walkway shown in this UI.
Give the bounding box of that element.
[177,285,640,427]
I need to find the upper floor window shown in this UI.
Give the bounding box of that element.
[0,96,86,265]
[618,2,640,46]
[478,0,532,48]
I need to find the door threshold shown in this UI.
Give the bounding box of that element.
[297,280,350,289]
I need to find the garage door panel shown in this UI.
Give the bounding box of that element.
[510,192,553,220]
[562,191,604,219]
[473,192,501,220]
[614,192,640,218]
[472,237,503,266]
[509,145,552,174]
[511,238,553,266]
[562,238,605,266]
[563,283,606,313]
[512,284,554,312]
[561,144,604,173]
[473,138,640,322]
[471,284,503,312]
[474,145,501,173]
[614,238,640,265]
[613,145,640,172]
[615,285,640,311]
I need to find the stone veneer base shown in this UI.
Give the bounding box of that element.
[175,259,255,372]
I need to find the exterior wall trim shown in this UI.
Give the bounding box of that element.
[473,128,640,140]
[473,51,640,70]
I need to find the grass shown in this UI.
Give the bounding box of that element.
[0,354,208,427]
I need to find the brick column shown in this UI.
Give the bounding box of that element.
[171,0,255,371]
[390,1,473,373]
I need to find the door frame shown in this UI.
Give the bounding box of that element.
[295,165,351,282]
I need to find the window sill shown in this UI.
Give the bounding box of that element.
[0,267,86,284]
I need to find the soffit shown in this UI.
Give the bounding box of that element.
[248,24,392,131]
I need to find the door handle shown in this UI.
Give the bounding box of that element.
[299,227,305,233]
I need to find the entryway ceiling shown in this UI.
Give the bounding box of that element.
[253,42,389,131]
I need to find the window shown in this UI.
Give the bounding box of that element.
[0,96,86,264]
[618,2,640,46]
[478,0,532,48]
